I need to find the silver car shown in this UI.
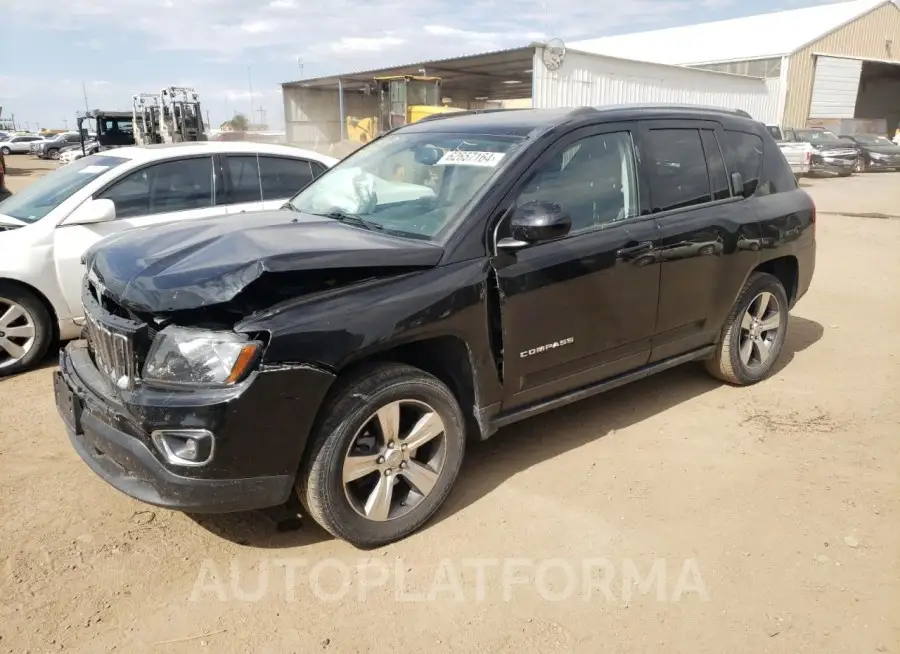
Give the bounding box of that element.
[0,135,45,155]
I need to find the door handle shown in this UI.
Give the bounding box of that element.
[617,241,653,258]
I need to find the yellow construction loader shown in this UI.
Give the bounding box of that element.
[345,75,462,144]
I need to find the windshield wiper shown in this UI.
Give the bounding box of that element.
[317,210,384,232]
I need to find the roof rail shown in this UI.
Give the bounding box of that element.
[415,107,528,124]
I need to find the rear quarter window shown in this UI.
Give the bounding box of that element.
[724,130,764,197]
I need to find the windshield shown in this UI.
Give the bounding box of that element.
[797,129,839,142]
[287,131,524,240]
[852,134,894,146]
[0,154,127,223]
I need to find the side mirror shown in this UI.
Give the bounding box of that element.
[498,201,571,251]
[730,172,744,197]
[62,198,116,226]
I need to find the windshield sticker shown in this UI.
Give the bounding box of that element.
[435,150,506,167]
[77,165,110,175]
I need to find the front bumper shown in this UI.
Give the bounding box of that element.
[55,341,335,513]
[810,157,856,174]
[866,156,900,170]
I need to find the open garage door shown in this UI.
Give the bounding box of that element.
[809,56,863,119]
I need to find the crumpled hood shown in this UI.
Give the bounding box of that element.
[84,209,444,313]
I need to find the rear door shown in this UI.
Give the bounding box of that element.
[639,120,758,362]
[258,155,318,210]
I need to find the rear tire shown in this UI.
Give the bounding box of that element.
[705,272,789,386]
[298,363,466,548]
[0,283,54,377]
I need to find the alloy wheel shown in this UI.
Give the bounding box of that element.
[342,400,448,522]
[0,298,37,370]
[739,291,781,369]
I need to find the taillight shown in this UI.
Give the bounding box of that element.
[804,151,812,164]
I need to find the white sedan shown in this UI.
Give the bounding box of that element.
[0,141,337,375]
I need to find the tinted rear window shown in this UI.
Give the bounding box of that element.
[644,128,712,212]
[724,130,764,197]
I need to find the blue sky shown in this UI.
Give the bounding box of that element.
[2,0,835,132]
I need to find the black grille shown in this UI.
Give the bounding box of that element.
[83,276,149,389]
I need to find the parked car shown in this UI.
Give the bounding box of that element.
[31,132,83,159]
[839,133,900,172]
[53,105,816,548]
[781,128,858,176]
[59,139,99,165]
[0,141,337,375]
[765,125,813,178]
[0,134,45,155]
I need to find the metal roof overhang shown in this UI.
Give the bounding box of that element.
[282,46,537,101]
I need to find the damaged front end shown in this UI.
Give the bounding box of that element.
[56,210,444,512]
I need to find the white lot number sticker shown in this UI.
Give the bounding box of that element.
[435,150,506,167]
[77,165,111,175]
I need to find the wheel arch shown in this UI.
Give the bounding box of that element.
[754,255,799,306]
[328,335,485,441]
[0,277,61,342]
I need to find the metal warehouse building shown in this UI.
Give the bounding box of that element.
[574,0,900,133]
[281,45,780,150]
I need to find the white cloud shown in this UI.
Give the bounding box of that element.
[330,36,405,54]
[5,0,705,59]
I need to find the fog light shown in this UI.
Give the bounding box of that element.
[151,429,215,467]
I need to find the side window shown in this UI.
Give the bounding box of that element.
[258,156,314,200]
[99,157,213,218]
[644,128,711,212]
[724,130,764,197]
[700,130,731,201]
[512,131,639,235]
[310,161,327,179]
[98,169,152,218]
[224,155,262,204]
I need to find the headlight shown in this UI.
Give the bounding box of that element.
[143,326,261,386]
[870,152,886,159]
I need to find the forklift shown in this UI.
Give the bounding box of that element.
[75,109,136,156]
[345,75,461,144]
[159,87,207,142]
[132,93,163,145]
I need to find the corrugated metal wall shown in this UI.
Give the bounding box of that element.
[532,48,781,124]
[783,1,900,127]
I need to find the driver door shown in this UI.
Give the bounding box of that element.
[54,155,223,318]
[492,124,662,410]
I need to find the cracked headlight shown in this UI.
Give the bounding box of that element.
[143,326,261,386]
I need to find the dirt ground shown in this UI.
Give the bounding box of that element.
[1,156,898,653]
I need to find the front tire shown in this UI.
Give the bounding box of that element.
[705,272,789,386]
[0,284,53,377]
[47,148,60,160]
[299,363,466,548]
[0,147,10,155]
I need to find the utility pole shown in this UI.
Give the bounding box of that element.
[81,81,90,112]
[206,110,211,130]
[247,65,255,127]
[257,107,267,129]
[63,118,69,129]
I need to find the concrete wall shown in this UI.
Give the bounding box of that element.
[532,47,781,124]
[783,1,900,127]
